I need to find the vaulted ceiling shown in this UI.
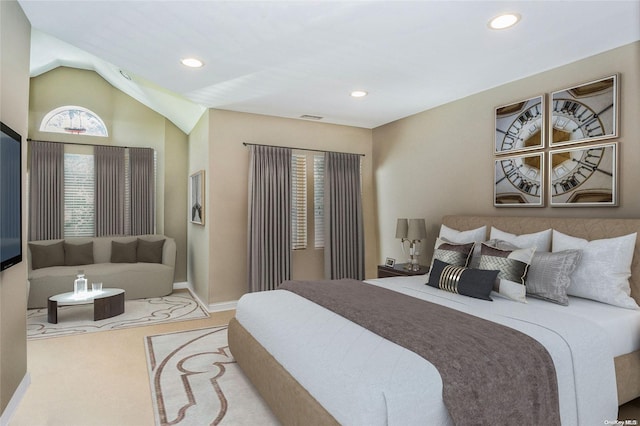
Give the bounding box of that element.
[19,1,640,134]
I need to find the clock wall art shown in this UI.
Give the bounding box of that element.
[494,73,621,208]
[495,95,544,154]
[550,74,618,147]
[549,142,617,207]
[494,152,544,207]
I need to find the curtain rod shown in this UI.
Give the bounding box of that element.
[243,142,365,157]
[27,138,146,150]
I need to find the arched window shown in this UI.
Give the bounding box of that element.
[40,106,108,137]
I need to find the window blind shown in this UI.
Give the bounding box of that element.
[313,155,325,249]
[64,153,95,237]
[291,154,307,250]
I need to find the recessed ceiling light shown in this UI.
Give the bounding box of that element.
[488,13,521,30]
[350,90,368,98]
[181,58,204,68]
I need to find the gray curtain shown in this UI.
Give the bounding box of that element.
[129,147,155,235]
[29,141,64,241]
[95,146,125,236]
[324,152,364,280]
[247,145,292,292]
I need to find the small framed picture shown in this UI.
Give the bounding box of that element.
[385,257,396,268]
[549,142,617,207]
[549,74,618,147]
[495,95,544,154]
[494,152,544,207]
[190,170,205,225]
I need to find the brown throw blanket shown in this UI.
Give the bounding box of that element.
[279,279,560,425]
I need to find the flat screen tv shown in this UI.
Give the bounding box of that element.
[1,121,22,271]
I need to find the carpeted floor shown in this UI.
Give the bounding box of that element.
[11,310,238,426]
[27,289,209,340]
[145,326,278,425]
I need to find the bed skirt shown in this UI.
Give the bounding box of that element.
[228,317,339,425]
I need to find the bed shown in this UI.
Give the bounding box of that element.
[229,215,640,425]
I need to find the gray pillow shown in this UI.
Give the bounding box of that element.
[137,238,165,263]
[29,241,65,270]
[526,250,582,306]
[111,240,138,263]
[64,242,94,266]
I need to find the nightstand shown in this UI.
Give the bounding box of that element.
[377,263,429,278]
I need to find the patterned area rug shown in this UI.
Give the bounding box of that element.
[27,289,209,340]
[145,326,279,426]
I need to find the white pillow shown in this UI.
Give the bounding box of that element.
[490,227,552,253]
[440,225,486,268]
[552,230,639,310]
[439,224,486,243]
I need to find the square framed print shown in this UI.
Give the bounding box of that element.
[549,142,617,207]
[549,74,618,147]
[385,257,396,268]
[190,170,205,225]
[494,152,544,207]
[495,95,544,154]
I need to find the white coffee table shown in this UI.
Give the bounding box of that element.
[47,288,125,324]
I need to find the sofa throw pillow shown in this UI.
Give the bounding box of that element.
[64,242,94,266]
[29,241,65,270]
[427,259,497,301]
[111,240,138,263]
[439,224,487,268]
[137,238,165,263]
[478,242,535,303]
[526,250,582,306]
[489,227,552,253]
[431,237,475,268]
[552,230,639,310]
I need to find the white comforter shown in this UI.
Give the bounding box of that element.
[235,275,620,426]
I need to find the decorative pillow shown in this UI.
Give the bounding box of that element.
[64,242,94,266]
[29,241,65,270]
[137,238,165,263]
[483,238,580,306]
[427,259,497,301]
[478,242,535,303]
[526,250,582,306]
[431,237,475,267]
[489,227,552,253]
[439,224,486,268]
[552,230,639,310]
[111,240,138,263]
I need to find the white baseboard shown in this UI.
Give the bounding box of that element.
[173,281,190,290]
[0,372,30,426]
[173,281,237,313]
[208,300,238,312]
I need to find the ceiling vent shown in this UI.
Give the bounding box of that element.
[300,114,323,120]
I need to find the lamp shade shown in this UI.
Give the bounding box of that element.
[395,218,408,239]
[407,218,427,241]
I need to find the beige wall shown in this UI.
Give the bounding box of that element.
[190,109,376,305]
[187,112,210,304]
[28,67,189,281]
[0,0,30,417]
[373,41,640,266]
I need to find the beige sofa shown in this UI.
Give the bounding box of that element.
[27,235,176,309]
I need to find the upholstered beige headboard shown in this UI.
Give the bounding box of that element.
[442,215,640,305]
